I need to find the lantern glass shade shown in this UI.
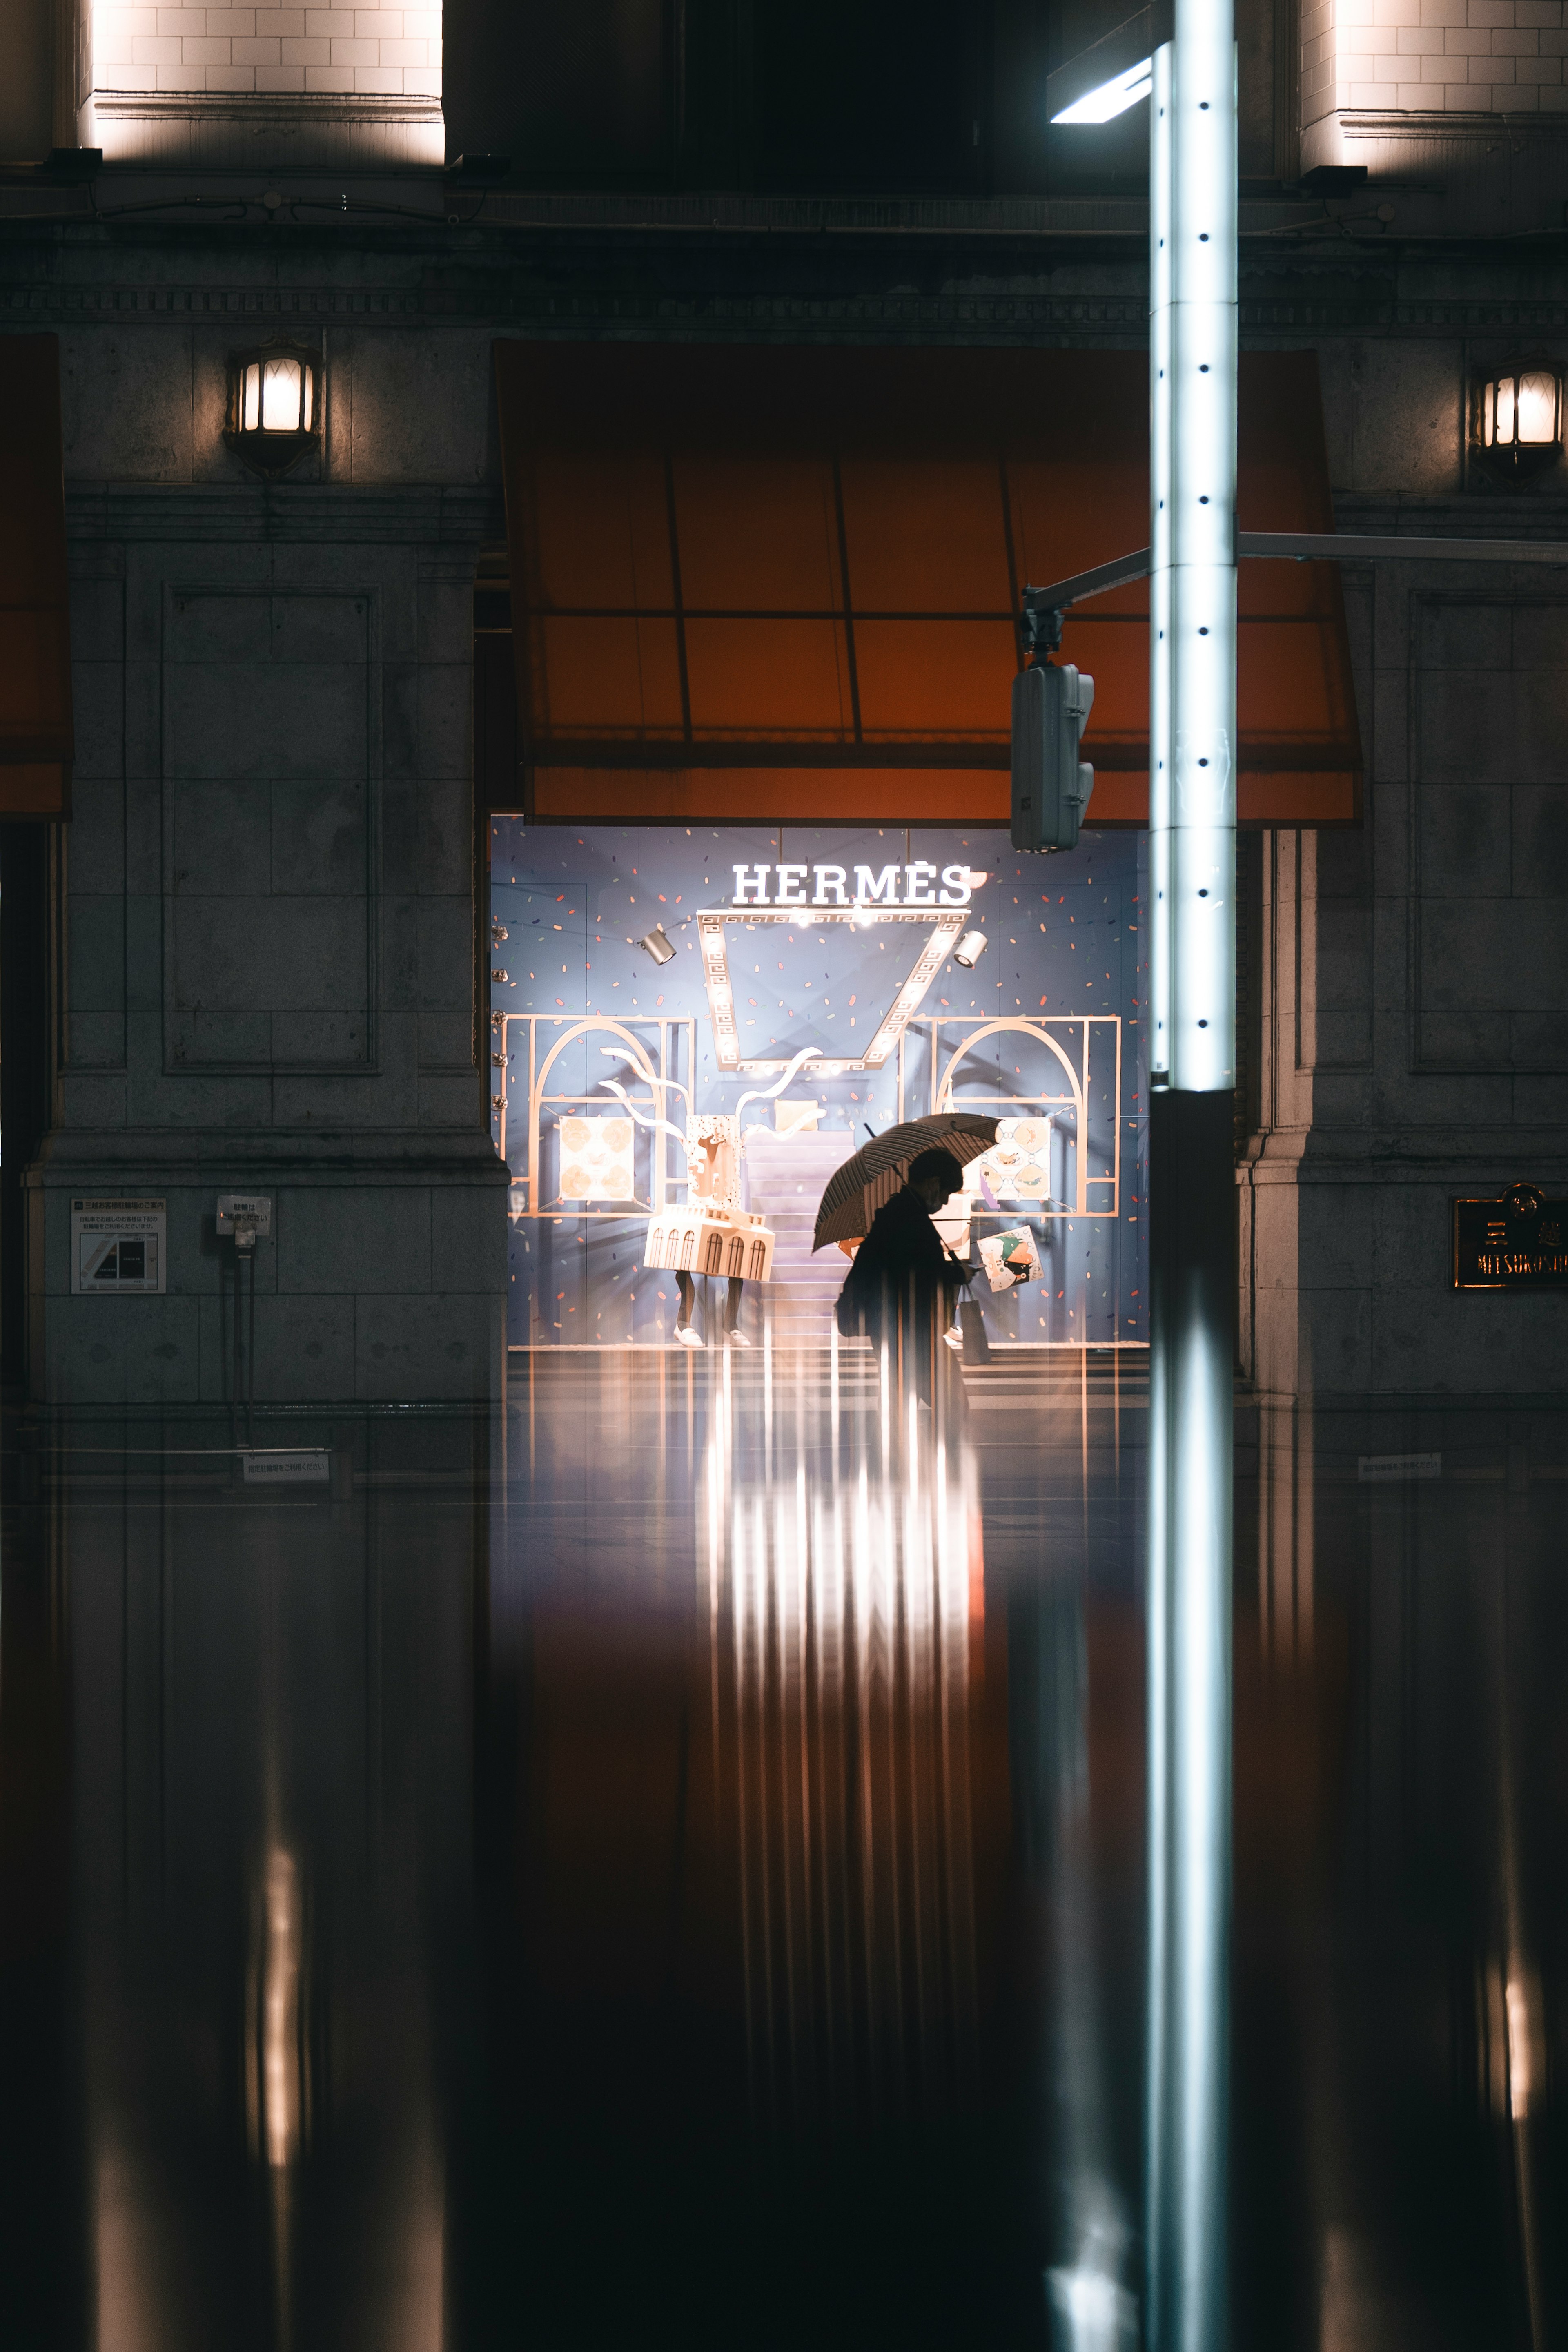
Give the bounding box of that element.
[1480,366,1561,452]
[227,345,320,475]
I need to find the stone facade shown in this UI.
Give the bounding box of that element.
[1,129,1566,1408]
[1305,0,1568,123]
[90,0,443,100]
[19,303,506,1412]
[1239,498,1568,1400]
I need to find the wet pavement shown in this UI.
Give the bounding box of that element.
[1,1356,1564,2349]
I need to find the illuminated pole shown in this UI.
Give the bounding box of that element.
[1145,2,1235,2349]
[1049,7,1235,2338]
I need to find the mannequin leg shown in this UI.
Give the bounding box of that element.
[724,1275,749,1347]
[674,1269,703,1346]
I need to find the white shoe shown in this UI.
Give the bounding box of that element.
[942,1325,964,1352]
[726,1329,752,1349]
[675,1324,704,1349]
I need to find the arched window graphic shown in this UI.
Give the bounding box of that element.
[524,1018,670,1216]
[933,1018,1095,1218]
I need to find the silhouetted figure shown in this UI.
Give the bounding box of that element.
[836,1147,970,1391]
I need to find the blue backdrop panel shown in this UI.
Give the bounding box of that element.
[491,824,1149,1348]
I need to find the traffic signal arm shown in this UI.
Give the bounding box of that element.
[1021,530,1568,624]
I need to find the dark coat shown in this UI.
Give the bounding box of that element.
[835,1186,964,1338]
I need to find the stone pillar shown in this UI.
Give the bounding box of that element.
[30,482,508,1414]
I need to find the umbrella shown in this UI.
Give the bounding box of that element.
[812,1114,999,1251]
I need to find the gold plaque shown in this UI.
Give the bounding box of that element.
[1451,1183,1568,1291]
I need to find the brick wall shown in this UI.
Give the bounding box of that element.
[1303,0,1567,125]
[92,2,441,98]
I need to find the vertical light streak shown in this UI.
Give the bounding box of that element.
[262,1848,303,2171]
[1169,1289,1231,2352]
[1144,1174,1172,2352]
[712,1362,980,2131]
[1496,1519,1546,2352]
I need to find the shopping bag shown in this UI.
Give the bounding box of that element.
[978,1226,1041,1292]
[957,1296,991,1363]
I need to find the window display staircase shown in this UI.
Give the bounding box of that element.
[742,1127,861,1347]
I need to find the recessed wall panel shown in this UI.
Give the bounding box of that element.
[161,587,380,1072]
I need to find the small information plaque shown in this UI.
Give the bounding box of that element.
[1452,1182,1568,1292]
[71,1198,167,1295]
[241,1450,330,1487]
[217,1194,272,1237]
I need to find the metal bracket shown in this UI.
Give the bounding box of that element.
[1018,597,1065,658]
[1021,528,1568,624]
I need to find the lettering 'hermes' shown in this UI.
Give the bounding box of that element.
[731,862,974,907]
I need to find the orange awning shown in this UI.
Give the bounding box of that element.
[495,341,1360,829]
[0,337,72,821]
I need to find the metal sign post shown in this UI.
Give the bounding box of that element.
[1044,13,1568,2337]
[1145,16,1236,2352]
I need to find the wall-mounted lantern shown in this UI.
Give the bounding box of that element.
[1473,357,1562,482]
[225,342,321,478]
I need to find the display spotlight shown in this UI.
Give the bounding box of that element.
[953,930,988,968]
[639,925,677,965]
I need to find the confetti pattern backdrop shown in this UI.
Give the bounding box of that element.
[491,823,1149,1348]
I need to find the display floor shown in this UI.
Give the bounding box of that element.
[0,1364,1562,2348]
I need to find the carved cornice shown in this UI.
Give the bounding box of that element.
[64,483,502,544]
[1339,109,1568,142]
[6,276,1568,337]
[0,194,1564,340]
[93,93,441,122]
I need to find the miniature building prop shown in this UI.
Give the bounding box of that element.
[644,1113,777,1284]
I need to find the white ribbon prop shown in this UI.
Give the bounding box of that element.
[598,1078,689,1148]
[597,1045,822,1153]
[598,1052,695,1144]
[599,1049,691,1106]
[735,1046,824,1125]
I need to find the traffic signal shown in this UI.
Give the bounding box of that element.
[1011,660,1095,853]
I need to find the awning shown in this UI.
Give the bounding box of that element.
[495,341,1360,829]
[0,337,72,821]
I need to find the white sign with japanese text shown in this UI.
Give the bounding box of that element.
[71,1198,167,1295]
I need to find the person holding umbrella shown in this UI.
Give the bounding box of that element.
[834,1146,973,1389]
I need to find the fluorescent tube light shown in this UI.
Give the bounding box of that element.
[1052,57,1153,122]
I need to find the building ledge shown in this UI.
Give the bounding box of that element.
[86,88,443,170]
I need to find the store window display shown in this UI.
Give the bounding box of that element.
[490,824,1145,1351]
